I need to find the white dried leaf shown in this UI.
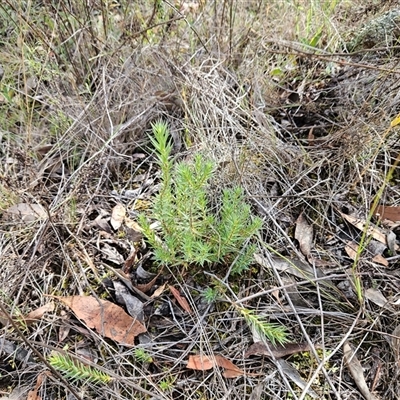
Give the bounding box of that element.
[110,203,126,230]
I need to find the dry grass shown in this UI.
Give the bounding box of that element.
[1,0,400,399]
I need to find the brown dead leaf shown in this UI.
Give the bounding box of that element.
[340,212,399,251]
[123,248,138,274]
[123,218,143,243]
[55,295,146,346]
[244,341,318,359]
[24,302,55,325]
[136,275,158,293]
[372,254,389,267]
[373,205,400,222]
[101,243,124,265]
[95,217,113,234]
[136,264,157,279]
[110,203,126,230]
[187,354,244,378]
[280,276,310,307]
[295,213,313,258]
[346,241,389,265]
[187,354,214,370]
[345,241,358,260]
[169,285,192,314]
[270,286,282,305]
[343,342,379,400]
[214,355,244,378]
[27,372,46,400]
[58,324,70,343]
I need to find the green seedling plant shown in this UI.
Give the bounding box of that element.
[48,352,111,385]
[139,121,262,272]
[134,348,153,363]
[139,121,289,346]
[237,305,289,346]
[159,375,176,392]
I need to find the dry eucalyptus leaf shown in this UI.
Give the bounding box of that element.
[113,281,144,322]
[95,216,113,234]
[24,302,55,325]
[343,342,379,400]
[373,205,400,222]
[367,240,387,257]
[244,341,318,359]
[111,203,126,230]
[215,355,245,378]
[27,372,46,400]
[124,217,142,232]
[169,285,192,314]
[136,264,156,279]
[254,253,329,284]
[365,288,392,310]
[187,354,244,378]
[152,283,166,298]
[270,286,282,304]
[4,203,47,223]
[280,276,310,307]
[295,212,313,258]
[187,354,214,370]
[345,241,358,260]
[136,275,158,293]
[55,295,146,346]
[371,254,389,267]
[340,212,398,251]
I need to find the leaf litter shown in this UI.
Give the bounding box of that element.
[340,212,399,251]
[343,342,380,400]
[187,354,245,378]
[2,2,400,399]
[295,212,313,259]
[110,203,126,230]
[54,296,146,345]
[244,340,320,359]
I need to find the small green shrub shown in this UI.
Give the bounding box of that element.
[134,348,153,363]
[237,306,289,346]
[139,121,262,273]
[48,352,111,385]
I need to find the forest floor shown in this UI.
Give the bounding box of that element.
[1,1,400,399]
